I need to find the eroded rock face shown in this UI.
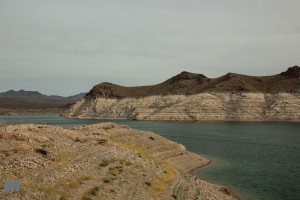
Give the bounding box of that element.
[64,66,300,121]
[64,92,300,121]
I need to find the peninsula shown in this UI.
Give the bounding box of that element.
[0,123,238,200]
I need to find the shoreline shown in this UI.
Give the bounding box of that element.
[2,113,300,123]
[189,159,243,200]
[64,115,300,122]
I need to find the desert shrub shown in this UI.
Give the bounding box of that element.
[145,181,152,186]
[99,160,109,167]
[149,136,155,140]
[88,186,99,196]
[109,188,115,193]
[103,179,110,184]
[108,166,123,176]
[81,196,92,200]
[35,148,48,156]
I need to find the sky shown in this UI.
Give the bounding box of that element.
[0,0,299,96]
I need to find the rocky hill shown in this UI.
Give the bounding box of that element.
[0,90,44,98]
[0,123,238,200]
[64,66,300,121]
[0,90,86,101]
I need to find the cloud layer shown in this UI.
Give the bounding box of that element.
[1,0,299,95]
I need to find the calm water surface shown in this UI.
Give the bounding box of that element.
[1,115,300,200]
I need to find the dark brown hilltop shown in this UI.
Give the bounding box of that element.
[86,66,300,99]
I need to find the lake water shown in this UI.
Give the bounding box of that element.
[1,115,299,200]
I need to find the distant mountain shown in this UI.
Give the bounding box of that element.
[0,90,44,98]
[0,90,86,101]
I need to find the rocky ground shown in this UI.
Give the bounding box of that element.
[0,123,238,200]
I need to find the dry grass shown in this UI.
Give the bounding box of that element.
[149,163,177,196]
[55,150,81,164]
[38,174,91,198]
[111,136,177,197]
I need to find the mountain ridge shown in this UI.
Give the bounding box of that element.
[64,66,300,121]
[0,90,86,100]
[86,66,300,99]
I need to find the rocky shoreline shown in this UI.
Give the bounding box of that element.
[64,92,300,121]
[0,123,239,200]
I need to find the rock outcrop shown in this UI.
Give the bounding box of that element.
[64,66,300,121]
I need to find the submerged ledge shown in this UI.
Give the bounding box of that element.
[0,123,239,200]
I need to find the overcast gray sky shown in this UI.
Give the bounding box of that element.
[0,0,299,96]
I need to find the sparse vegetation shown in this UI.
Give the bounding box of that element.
[81,196,92,200]
[149,163,177,196]
[1,123,229,200]
[194,188,201,200]
[108,165,123,176]
[66,174,91,188]
[99,160,109,167]
[88,186,100,196]
[111,136,178,197]
[145,181,152,186]
[37,174,91,199]
[103,178,110,184]
[41,143,51,148]
[119,159,132,166]
[34,148,48,156]
[109,188,115,193]
[55,150,77,163]
[149,136,155,140]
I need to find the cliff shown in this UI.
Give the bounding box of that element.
[64,66,300,121]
